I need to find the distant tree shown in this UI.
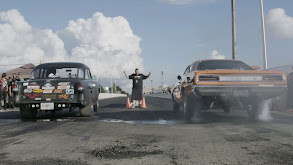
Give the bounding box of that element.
[100,85,105,93]
[113,83,117,93]
[115,84,129,96]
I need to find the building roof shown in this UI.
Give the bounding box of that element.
[3,63,36,79]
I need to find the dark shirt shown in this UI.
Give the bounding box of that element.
[129,74,148,89]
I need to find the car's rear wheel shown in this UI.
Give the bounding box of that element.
[183,91,201,122]
[20,105,37,120]
[223,104,232,113]
[247,101,261,119]
[80,102,94,117]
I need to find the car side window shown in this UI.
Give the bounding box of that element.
[85,69,92,80]
[88,69,92,79]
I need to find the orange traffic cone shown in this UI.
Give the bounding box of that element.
[126,97,131,108]
[141,97,147,109]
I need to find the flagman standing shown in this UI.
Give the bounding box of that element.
[124,69,151,108]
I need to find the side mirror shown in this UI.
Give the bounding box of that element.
[251,66,261,70]
[177,75,182,80]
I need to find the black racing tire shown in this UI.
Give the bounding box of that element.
[223,104,232,113]
[247,101,261,120]
[93,101,99,112]
[80,101,94,117]
[183,91,201,122]
[20,105,37,120]
[173,99,180,114]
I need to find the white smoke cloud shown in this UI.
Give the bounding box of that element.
[209,50,225,59]
[0,9,68,71]
[58,12,144,79]
[266,8,293,39]
[160,0,216,5]
[258,99,273,121]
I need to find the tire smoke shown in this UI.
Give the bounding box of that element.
[258,99,273,121]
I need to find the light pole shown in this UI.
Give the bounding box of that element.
[231,0,237,60]
[151,80,153,94]
[161,71,164,87]
[260,0,268,70]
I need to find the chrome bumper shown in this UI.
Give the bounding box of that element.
[192,85,287,99]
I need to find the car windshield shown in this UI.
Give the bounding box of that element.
[30,67,83,79]
[196,60,253,70]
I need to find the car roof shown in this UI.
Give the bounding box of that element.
[196,59,243,62]
[35,62,89,69]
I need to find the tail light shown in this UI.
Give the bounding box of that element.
[198,75,220,82]
[78,82,84,91]
[262,75,284,81]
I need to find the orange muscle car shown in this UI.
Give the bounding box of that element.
[172,59,287,121]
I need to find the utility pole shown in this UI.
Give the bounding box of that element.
[260,0,268,70]
[161,71,164,87]
[151,80,153,94]
[232,0,237,60]
[111,78,113,93]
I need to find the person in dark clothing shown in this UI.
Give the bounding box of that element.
[124,69,151,108]
[12,73,17,83]
[8,77,13,108]
[0,73,8,110]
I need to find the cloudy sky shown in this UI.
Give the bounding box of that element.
[0,0,293,91]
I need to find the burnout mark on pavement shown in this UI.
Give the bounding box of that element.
[93,145,163,159]
[0,119,22,123]
[92,134,163,159]
[99,118,176,125]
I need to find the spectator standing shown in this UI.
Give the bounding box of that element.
[17,72,24,81]
[12,73,17,82]
[8,77,13,108]
[0,73,8,110]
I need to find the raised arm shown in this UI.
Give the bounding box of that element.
[147,72,151,78]
[123,71,129,79]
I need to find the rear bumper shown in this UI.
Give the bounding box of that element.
[192,85,287,99]
[15,102,83,110]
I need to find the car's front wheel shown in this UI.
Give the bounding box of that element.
[173,99,180,114]
[93,101,99,112]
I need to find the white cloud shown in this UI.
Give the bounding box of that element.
[0,9,144,92]
[58,12,144,80]
[209,50,225,59]
[195,50,225,61]
[160,0,216,5]
[0,10,143,81]
[0,9,68,71]
[266,8,293,39]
